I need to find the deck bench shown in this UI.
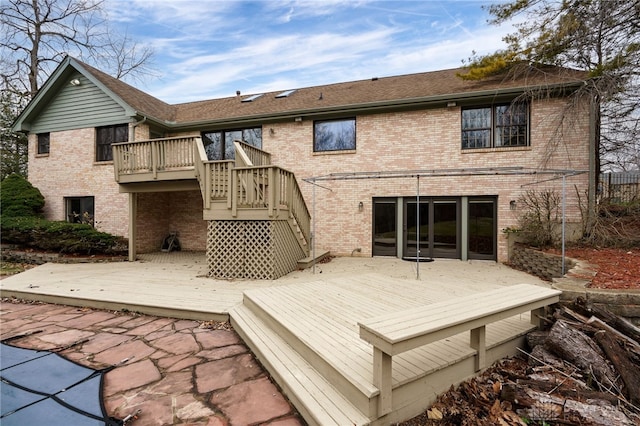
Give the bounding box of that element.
[358,283,561,416]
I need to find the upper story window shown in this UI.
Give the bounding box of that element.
[37,133,50,155]
[314,118,356,152]
[96,124,128,162]
[201,127,262,161]
[461,103,529,149]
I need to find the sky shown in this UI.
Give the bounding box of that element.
[104,1,515,105]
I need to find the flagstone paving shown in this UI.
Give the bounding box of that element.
[0,299,304,426]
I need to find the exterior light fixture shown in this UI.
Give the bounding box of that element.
[358,201,363,212]
[70,79,81,86]
[294,116,303,122]
[447,101,456,107]
[510,200,517,210]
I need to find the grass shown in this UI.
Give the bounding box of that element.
[0,262,26,277]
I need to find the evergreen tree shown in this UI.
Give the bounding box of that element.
[0,90,28,179]
[461,0,639,172]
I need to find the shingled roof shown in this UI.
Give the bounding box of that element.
[72,58,589,128]
[79,61,175,122]
[171,66,586,126]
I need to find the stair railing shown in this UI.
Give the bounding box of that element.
[193,137,234,209]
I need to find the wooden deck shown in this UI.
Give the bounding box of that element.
[0,254,552,425]
[231,275,544,425]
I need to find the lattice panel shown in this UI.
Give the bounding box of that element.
[207,220,305,280]
[272,220,306,277]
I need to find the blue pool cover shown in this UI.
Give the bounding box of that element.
[1,342,122,425]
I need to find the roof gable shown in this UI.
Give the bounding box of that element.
[13,56,174,132]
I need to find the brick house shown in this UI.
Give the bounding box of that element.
[13,57,593,279]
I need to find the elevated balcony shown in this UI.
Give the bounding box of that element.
[112,136,311,277]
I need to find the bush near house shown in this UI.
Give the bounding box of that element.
[1,174,44,217]
[1,175,127,255]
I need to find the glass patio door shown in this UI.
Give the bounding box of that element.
[403,198,459,259]
[468,198,497,260]
[432,200,459,258]
[373,199,397,256]
[404,200,429,259]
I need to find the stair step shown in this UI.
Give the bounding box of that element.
[297,250,330,269]
[230,304,371,426]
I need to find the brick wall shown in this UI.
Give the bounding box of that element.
[29,96,590,263]
[28,128,129,237]
[136,191,206,253]
[260,98,590,261]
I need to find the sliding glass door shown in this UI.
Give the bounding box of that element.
[403,198,459,259]
[404,200,429,258]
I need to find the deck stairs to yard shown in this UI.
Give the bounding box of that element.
[228,275,555,426]
[113,136,311,277]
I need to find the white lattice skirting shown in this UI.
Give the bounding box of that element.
[207,220,306,280]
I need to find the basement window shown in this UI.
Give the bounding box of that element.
[65,196,94,226]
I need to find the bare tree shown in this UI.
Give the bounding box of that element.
[0,90,28,179]
[0,0,155,178]
[0,0,155,97]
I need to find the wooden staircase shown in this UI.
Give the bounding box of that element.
[113,136,312,278]
[194,139,311,257]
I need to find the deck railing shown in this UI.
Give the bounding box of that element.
[193,138,234,209]
[113,136,196,180]
[115,136,310,251]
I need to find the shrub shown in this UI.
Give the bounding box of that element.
[1,216,127,255]
[517,189,561,248]
[0,174,45,217]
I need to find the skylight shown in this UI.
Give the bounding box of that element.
[275,89,296,98]
[241,94,264,102]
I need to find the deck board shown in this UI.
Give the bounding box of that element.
[243,274,541,392]
[1,254,553,425]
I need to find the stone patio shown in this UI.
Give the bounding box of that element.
[0,299,304,426]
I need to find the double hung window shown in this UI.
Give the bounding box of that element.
[96,124,128,162]
[462,103,528,149]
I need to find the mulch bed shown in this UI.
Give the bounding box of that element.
[555,247,640,290]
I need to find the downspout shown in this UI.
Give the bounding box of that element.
[129,116,147,141]
[587,96,598,233]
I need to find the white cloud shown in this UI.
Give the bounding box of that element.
[117,0,517,103]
